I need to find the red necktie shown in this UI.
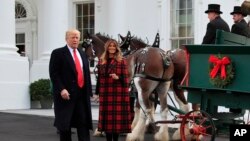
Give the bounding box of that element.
[73,49,84,88]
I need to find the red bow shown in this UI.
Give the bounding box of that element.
[209,55,230,79]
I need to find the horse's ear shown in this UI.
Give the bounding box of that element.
[83,31,90,39]
[127,31,131,37]
[152,32,160,48]
[120,33,131,49]
[119,34,125,41]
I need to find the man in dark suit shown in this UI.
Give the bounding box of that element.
[202,4,230,44]
[230,6,250,38]
[49,29,93,141]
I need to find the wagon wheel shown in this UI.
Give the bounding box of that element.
[180,110,216,141]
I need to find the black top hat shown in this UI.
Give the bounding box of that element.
[230,6,247,17]
[205,4,222,14]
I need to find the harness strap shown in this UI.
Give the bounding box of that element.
[134,73,172,82]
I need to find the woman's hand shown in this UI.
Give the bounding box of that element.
[109,73,119,80]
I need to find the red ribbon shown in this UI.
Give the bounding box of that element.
[209,55,230,79]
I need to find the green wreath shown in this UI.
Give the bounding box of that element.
[208,54,235,88]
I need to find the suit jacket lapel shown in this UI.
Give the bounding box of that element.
[63,46,77,74]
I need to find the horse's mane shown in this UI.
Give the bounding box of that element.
[131,36,147,45]
[129,36,148,50]
[95,32,113,41]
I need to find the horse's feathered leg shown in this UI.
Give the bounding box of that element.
[126,108,148,141]
[172,90,189,113]
[126,78,157,141]
[131,100,140,129]
[154,81,171,141]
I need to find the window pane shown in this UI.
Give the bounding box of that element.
[179,39,187,46]
[77,5,83,16]
[171,40,179,49]
[89,29,94,35]
[15,2,27,19]
[77,17,83,28]
[90,16,94,28]
[90,3,94,15]
[187,39,194,44]
[179,0,186,9]
[179,10,186,23]
[187,0,192,8]
[83,4,88,15]
[16,34,25,43]
[179,26,186,37]
[187,26,193,36]
[83,17,89,28]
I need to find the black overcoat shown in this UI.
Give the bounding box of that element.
[231,19,250,38]
[202,16,230,44]
[49,46,93,131]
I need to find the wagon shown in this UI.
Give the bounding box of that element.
[155,30,250,141]
[184,30,250,138]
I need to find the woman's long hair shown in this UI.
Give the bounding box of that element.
[100,39,123,64]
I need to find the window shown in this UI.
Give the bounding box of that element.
[170,0,194,49]
[15,2,27,19]
[76,3,95,41]
[15,2,27,56]
[16,34,25,56]
[76,3,95,66]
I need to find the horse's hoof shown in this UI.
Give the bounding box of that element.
[126,133,143,141]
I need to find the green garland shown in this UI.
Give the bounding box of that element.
[209,55,235,88]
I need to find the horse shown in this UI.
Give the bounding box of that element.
[119,32,191,140]
[119,32,190,111]
[83,33,175,141]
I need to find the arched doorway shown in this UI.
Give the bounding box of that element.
[15,0,37,64]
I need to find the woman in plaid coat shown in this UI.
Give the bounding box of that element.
[95,39,131,141]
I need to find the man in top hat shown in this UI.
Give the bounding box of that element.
[202,4,230,44]
[230,6,250,38]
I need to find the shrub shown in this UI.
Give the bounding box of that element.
[29,79,52,101]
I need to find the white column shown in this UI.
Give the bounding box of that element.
[38,0,69,60]
[0,0,30,110]
[30,0,69,82]
[107,0,127,39]
[0,0,19,56]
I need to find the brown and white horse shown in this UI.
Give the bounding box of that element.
[83,33,174,141]
[119,32,190,140]
[119,33,190,112]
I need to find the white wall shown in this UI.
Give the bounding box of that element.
[95,0,161,45]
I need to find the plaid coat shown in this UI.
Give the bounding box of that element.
[97,58,131,133]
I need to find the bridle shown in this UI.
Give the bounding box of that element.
[82,38,96,58]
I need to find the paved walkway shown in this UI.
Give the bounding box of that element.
[2,102,241,141]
